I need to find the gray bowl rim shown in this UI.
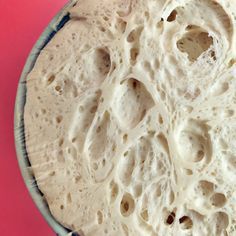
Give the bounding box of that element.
[14,1,78,235]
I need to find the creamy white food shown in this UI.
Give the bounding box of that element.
[24,0,236,235]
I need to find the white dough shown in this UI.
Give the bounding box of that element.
[24,0,236,235]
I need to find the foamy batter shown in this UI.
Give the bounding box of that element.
[24,0,236,235]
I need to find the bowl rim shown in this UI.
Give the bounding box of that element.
[14,1,77,235]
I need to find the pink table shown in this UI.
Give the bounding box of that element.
[0,0,67,235]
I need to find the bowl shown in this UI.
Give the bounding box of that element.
[14,1,78,235]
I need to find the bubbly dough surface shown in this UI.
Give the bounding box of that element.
[24,0,236,235]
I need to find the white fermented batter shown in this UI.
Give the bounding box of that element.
[24,0,236,235]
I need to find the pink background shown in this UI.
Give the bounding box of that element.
[0,0,67,235]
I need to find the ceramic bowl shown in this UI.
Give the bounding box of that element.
[14,1,78,235]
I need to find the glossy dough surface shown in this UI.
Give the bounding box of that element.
[25,0,236,235]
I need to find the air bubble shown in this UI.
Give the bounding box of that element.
[112,144,117,152]
[210,193,226,207]
[160,91,166,100]
[97,210,103,224]
[179,216,193,229]
[212,82,229,96]
[141,209,149,222]
[92,162,98,170]
[184,106,193,113]
[103,16,109,21]
[59,138,64,147]
[133,184,142,197]
[211,212,229,234]
[184,169,193,175]
[47,75,56,85]
[74,176,80,183]
[157,133,169,154]
[144,11,150,20]
[167,10,177,22]
[197,150,204,160]
[114,78,154,128]
[186,25,199,31]
[67,193,72,203]
[95,48,111,76]
[99,26,106,32]
[177,27,213,62]
[58,152,65,163]
[116,18,127,33]
[132,79,138,89]
[198,180,214,197]
[155,183,162,197]
[228,58,236,68]
[143,61,151,71]
[124,151,129,157]
[56,116,63,124]
[120,193,135,217]
[96,126,101,133]
[130,48,139,64]
[90,105,98,114]
[110,180,119,202]
[49,171,56,176]
[178,120,211,163]
[123,134,128,143]
[224,109,234,117]
[55,86,62,92]
[168,190,175,205]
[158,115,164,124]
[166,212,175,225]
